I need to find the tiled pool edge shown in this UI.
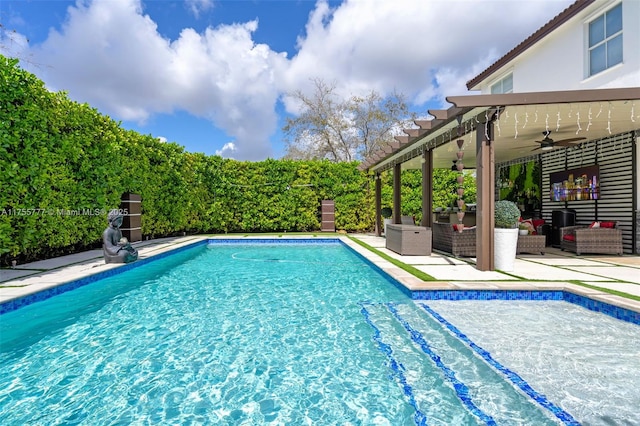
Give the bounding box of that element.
[1,237,639,326]
[413,289,640,325]
[0,239,209,314]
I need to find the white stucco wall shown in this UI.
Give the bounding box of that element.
[479,0,640,94]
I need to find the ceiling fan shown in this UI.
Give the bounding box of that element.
[532,131,586,151]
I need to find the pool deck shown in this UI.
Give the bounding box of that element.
[1,234,639,314]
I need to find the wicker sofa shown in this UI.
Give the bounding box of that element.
[432,222,476,257]
[560,221,623,255]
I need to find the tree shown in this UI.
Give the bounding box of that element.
[283,78,414,162]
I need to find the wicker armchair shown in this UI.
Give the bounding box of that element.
[560,222,623,255]
[432,222,476,257]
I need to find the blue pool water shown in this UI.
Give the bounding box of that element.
[0,240,638,425]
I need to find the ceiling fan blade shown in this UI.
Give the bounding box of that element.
[531,146,541,151]
[555,137,587,146]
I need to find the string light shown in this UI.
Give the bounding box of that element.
[631,101,636,123]
[545,112,550,134]
[596,102,603,118]
[514,112,519,138]
[606,104,612,134]
[522,110,529,129]
[555,110,561,132]
[484,110,490,141]
[575,111,581,135]
[586,105,593,132]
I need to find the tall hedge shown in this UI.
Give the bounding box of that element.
[0,55,472,265]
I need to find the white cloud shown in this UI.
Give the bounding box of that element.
[0,27,31,63]
[284,0,573,109]
[3,0,574,160]
[14,0,287,160]
[216,142,237,158]
[185,0,214,19]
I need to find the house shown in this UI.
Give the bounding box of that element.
[360,0,640,269]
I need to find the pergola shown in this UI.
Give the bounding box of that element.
[360,87,640,270]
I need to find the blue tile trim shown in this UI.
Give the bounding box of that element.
[387,302,497,425]
[0,240,208,315]
[359,303,428,426]
[563,292,640,325]
[411,289,565,301]
[206,238,342,245]
[419,302,580,426]
[411,290,640,326]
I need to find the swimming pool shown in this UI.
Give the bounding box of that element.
[0,239,638,425]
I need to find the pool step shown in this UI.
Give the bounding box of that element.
[361,303,481,425]
[361,302,562,425]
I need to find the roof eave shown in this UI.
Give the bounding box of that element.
[466,0,595,91]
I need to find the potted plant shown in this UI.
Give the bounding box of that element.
[494,200,521,271]
[381,207,393,235]
[518,223,530,236]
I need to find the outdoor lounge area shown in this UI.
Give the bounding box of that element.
[361,89,640,271]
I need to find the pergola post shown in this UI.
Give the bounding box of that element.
[393,163,401,224]
[422,150,433,227]
[476,122,495,271]
[375,173,382,236]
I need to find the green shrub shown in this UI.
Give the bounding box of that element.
[495,200,521,228]
[0,54,477,264]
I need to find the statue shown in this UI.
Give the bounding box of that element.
[103,209,138,263]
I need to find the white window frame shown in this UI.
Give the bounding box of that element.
[490,73,513,94]
[587,2,623,77]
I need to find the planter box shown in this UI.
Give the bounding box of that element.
[386,224,432,256]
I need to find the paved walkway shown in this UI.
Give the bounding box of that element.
[1,234,639,314]
[347,234,640,313]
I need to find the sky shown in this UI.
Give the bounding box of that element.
[0,0,576,161]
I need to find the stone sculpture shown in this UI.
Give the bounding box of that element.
[103,209,138,263]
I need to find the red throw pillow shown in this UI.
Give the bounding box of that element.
[563,234,576,242]
[589,221,600,228]
[600,221,616,228]
[532,219,545,229]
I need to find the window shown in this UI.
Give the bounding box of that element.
[588,3,623,76]
[491,74,513,94]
